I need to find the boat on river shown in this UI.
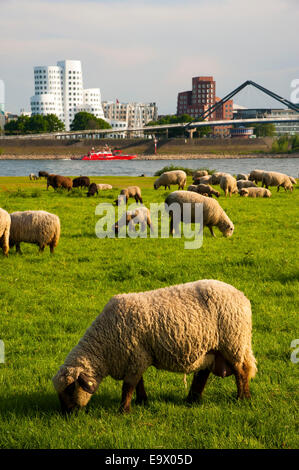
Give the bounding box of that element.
[77,146,137,161]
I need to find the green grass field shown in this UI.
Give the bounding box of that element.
[0,176,298,449]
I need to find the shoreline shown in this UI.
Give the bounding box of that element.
[1,153,299,160]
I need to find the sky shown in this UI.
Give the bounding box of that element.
[0,0,299,114]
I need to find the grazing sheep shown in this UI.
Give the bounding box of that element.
[52,279,257,414]
[96,184,113,191]
[220,174,238,197]
[236,173,248,181]
[0,208,11,256]
[165,191,234,238]
[193,175,213,185]
[38,171,49,178]
[237,180,258,190]
[9,210,60,254]
[72,176,90,189]
[210,172,230,185]
[113,206,153,235]
[87,183,98,197]
[154,170,187,190]
[239,187,272,198]
[262,171,293,192]
[114,186,143,205]
[188,184,220,198]
[248,169,264,185]
[47,175,73,191]
[192,170,208,179]
[29,173,38,180]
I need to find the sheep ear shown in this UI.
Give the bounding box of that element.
[77,373,97,394]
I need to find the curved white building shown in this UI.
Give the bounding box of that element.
[30,60,105,130]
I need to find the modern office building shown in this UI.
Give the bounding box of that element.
[233,108,299,135]
[102,101,158,130]
[30,60,105,130]
[177,76,233,136]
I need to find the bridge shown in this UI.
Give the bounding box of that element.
[0,80,298,140]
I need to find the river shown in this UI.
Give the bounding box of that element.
[0,157,298,177]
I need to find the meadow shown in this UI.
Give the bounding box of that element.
[0,175,298,449]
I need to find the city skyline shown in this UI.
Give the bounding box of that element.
[1,0,298,114]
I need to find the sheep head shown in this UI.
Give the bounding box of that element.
[53,367,98,414]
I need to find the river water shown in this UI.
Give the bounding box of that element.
[0,158,298,177]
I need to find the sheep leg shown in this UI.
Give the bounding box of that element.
[39,244,45,253]
[119,381,136,413]
[208,226,216,238]
[233,363,251,399]
[187,369,210,403]
[16,243,22,254]
[135,377,148,405]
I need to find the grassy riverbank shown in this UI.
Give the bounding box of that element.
[0,176,298,449]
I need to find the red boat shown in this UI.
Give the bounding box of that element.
[80,146,137,161]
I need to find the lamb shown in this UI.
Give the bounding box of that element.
[9,210,60,254]
[262,171,293,192]
[154,170,187,190]
[0,208,11,256]
[47,174,73,191]
[236,173,248,181]
[237,180,257,190]
[96,184,113,191]
[220,174,238,197]
[113,206,153,235]
[114,186,143,205]
[52,279,257,414]
[192,170,208,179]
[188,184,220,198]
[239,187,272,198]
[248,169,264,185]
[165,190,234,238]
[72,176,90,189]
[193,175,212,185]
[87,183,98,197]
[29,173,39,180]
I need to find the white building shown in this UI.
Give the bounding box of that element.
[30,60,105,131]
[102,101,158,130]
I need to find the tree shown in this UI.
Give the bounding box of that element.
[4,113,65,134]
[70,112,111,131]
[44,114,65,132]
[250,123,276,137]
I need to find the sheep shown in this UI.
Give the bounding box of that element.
[192,170,208,179]
[165,190,234,238]
[188,184,220,198]
[220,174,238,197]
[96,184,113,191]
[47,175,73,191]
[210,172,230,185]
[262,171,293,192]
[239,187,272,198]
[237,180,258,190]
[248,169,264,185]
[113,206,153,235]
[72,176,90,189]
[154,170,187,190]
[9,210,60,254]
[288,176,297,185]
[38,171,49,178]
[52,279,257,414]
[0,208,11,256]
[87,183,98,197]
[193,175,213,185]
[236,173,248,181]
[29,173,38,180]
[114,186,143,205]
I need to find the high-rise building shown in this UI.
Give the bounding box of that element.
[102,101,158,129]
[30,60,105,130]
[177,76,233,136]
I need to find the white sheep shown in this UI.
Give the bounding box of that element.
[237,180,258,190]
[0,208,11,256]
[210,172,230,185]
[154,170,187,190]
[96,184,113,191]
[239,187,272,198]
[192,170,208,179]
[220,174,238,197]
[165,190,234,238]
[29,173,38,181]
[188,184,220,198]
[262,171,293,192]
[192,175,213,185]
[9,210,61,254]
[52,279,257,413]
[248,169,264,185]
[236,173,249,181]
[113,206,153,234]
[114,186,143,205]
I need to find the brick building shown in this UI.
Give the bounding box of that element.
[177,76,233,136]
